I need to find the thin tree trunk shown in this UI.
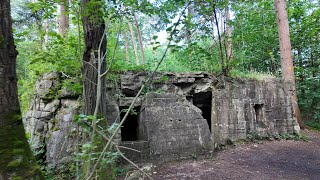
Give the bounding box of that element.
[274,0,303,128]
[297,48,304,98]
[132,13,145,64]
[186,0,192,44]
[186,0,193,63]
[59,0,69,36]
[123,32,129,63]
[212,1,225,74]
[225,1,232,66]
[128,21,140,65]
[210,16,215,54]
[0,1,43,179]
[43,19,49,49]
[153,44,157,66]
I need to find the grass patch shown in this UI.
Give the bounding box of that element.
[230,69,276,81]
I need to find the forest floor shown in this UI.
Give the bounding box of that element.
[128,129,320,180]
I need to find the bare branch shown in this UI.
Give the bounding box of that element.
[118,145,141,153]
[61,71,71,78]
[115,146,153,179]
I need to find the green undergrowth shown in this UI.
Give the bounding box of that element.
[305,120,320,131]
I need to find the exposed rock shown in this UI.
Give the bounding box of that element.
[35,72,61,100]
[46,99,80,170]
[23,73,80,171]
[120,71,147,97]
[43,99,60,113]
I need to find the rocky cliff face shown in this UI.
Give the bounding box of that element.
[23,72,80,171]
[23,71,300,170]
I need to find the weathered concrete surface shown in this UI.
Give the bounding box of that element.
[140,93,213,161]
[116,72,300,161]
[23,71,299,169]
[211,78,300,146]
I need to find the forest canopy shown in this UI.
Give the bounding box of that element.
[12,0,319,123]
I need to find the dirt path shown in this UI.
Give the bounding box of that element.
[151,130,320,180]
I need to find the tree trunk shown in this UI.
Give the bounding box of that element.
[186,0,192,44]
[59,0,69,36]
[274,0,303,128]
[133,12,145,64]
[43,18,49,49]
[210,16,215,55]
[123,32,129,63]
[186,0,193,63]
[82,0,107,117]
[225,1,232,66]
[0,1,43,179]
[128,21,140,65]
[212,1,225,74]
[297,47,305,98]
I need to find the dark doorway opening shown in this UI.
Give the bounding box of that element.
[193,92,212,131]
[253,104,265,128]
[120,106,140,141]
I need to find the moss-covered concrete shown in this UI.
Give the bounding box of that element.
[0,34,3,46]
[0,112,44,179]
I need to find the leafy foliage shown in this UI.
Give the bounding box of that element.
[16,31,81,113]
[10,0,320,178]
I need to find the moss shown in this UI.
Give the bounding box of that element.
[154,75,169,83]
[0,34,3,45]
[4,113,22,123]
[7,159,23,168]
[11,176,23,180]
[0,112,44,179]
[13,149,25,155]
[41,81,62,100]
[13,141,24,146]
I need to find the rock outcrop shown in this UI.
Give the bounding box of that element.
[23,72,80,171]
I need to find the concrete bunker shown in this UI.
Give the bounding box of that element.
[23,71,301,168]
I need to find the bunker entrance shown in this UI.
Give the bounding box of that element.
[193,92,212,131]
[120,106,140,141]
[253,104,265,128]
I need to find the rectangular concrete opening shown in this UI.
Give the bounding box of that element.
[193,92,212,131]
[253,104,265,128]
[120,106,140,141]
